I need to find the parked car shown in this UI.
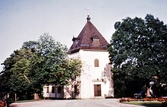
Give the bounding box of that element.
[134,91,145,99]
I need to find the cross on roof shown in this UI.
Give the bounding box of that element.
[85,7,90,15]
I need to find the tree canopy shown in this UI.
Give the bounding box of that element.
[0,33,82,99]
[107,14,167,97]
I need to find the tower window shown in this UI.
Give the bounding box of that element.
[94,59,99,67]
[93,38,100,46]
[91,36,100,47]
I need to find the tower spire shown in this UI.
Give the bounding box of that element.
[85,7,91,21]
[87,15,91,21]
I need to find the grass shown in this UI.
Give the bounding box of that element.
[15,99,41,103]
[124,101,162,107]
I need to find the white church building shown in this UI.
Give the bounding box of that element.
[43,15,114,99]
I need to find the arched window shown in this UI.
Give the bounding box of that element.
[94,59,99,67]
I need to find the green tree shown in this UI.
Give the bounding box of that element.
[0,49,34,99]
[28,34,82,97]
[107,14,167,97]
[29,34,68,88]
[0,33,82,100]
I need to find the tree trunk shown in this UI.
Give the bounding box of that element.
[34,93,39,100]
[146,87,151,97]
[14,93,17,102]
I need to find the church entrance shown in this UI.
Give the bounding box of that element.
[94,84,101,96]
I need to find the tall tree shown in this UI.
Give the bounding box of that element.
[29,34,82,97]
[28,34,69,94]
[107,14,167,97]
[0,49,34,99]
[0,33,82,100]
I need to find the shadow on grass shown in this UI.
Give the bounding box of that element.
[125,101,162,107]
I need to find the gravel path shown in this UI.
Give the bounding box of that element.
[10,99,144,107]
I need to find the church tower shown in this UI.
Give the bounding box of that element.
[68,15,114,99]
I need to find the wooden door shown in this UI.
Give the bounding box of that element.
[94,84,101,96]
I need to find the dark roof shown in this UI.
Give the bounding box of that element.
[68,15,108,54]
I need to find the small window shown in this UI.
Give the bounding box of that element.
[52,87,55,93]
[74,85,78,94]
[94,59,99,67]
[91,36,100,47]
[58,86,61,93]
[92,38,100,47]
[46,87,49,93]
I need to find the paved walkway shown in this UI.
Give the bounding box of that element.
[10,99,144,107]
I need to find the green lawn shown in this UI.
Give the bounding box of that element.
[124,101,162,107]
[15,99,41,103]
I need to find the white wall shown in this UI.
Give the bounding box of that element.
[69,49,113,99]
[43,49,114,99]
[43,84,56,98]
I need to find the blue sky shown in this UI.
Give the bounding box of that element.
[0,0,167,71]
